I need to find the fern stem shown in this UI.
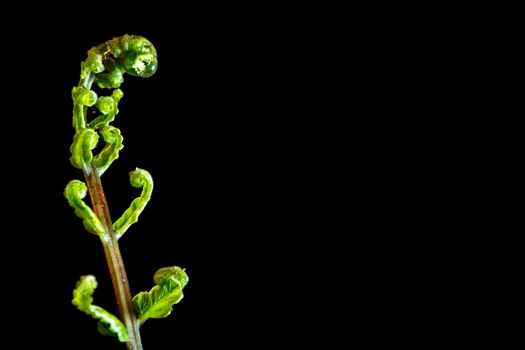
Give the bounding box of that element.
[84,164,143,350]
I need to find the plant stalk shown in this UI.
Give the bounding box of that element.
[84,164,143,350]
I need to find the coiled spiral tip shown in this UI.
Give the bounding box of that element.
[121,35,158,78]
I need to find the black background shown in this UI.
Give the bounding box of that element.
[0,5,476,349]
[0,9,336,349]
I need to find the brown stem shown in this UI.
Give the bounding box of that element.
[84,164,143,350]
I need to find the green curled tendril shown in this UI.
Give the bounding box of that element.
[72,87,97,130]
[73,275,130,342]
[113,168,153,240]
[88,89,124,130]
[64,180,105,236]
[70,128,99,171]
[92,126,124,176]
[133,267,189,322]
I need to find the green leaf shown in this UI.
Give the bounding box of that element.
[133,266,188,321]
[95,65,125,89]
[92,126,124,175]
[64,180,105,236]
[72,275,97,314]
[70,128,99,171]
[72,275,130,342]
[90,306,130,342]
[71,86,97,131]
[88,89,124,130]
[79,35,157,90]
[81,50,105,79]
[121,35,158,78]
[113,168,153,239]
[153,266,189,285]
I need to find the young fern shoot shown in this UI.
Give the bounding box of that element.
[64,35,188,350]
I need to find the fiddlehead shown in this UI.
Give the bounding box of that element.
[133,267,189,322]
[72,87,97,130]
[64,180,105,236]
[92,126,124,176]
[65,35,187,349]
[81,34,158,89]
[65,35,159,348]
[69,128,99,171]
[70,35,158,177]
[73,275,130,342]
[113,168,153,240]
[88,89,124,130]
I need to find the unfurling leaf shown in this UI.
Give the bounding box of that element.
[133,266,189,321]
[113,168,153,239]
[64,180,105,236]
[70,128,99,171]
[71,86,97,131]
[88,89,124,130]
[92,126,124,175]
[72,275,130,342]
